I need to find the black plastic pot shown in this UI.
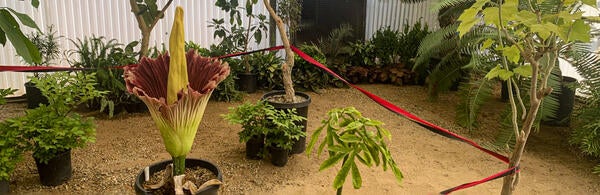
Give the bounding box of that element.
[25,81,49,109]
[269,146,289,167]
[236,73,258,93]
[0,179,8,194]
[34,150,72,186]
[134,158,223,195]
[246,134,265,160]
[262,91,311,154]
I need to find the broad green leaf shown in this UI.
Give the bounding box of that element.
[351,161,362,189]
[482,38,494,50]
[503,45,520,63]
[0,29,6,45]
[498,69,514,80]
[482,7,499,26]
[485,65,502,80]
[0,10,41,64]
[345,121,363,130]
[340,134,362,143]
[569,19,591,42]
[32,0,40,8]
[513,65,532,77]
[6,8,40,31]
[457,8,480,37]
[581,0,596,6]
[530,23,559,40]
[513,11,538,26]
[319,153,346,171]
[333,154,354,189]
[306,125,324,156]
[328,145,353,154]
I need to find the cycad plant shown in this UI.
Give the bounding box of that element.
[453,0,597,194]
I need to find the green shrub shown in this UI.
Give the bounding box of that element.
[68,36,140,117]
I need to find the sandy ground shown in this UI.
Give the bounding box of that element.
[2,84,599,194]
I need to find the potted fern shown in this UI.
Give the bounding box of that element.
[126,7,230,194]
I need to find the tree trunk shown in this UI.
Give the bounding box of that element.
[263,0,296,103]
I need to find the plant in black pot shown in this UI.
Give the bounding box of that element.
[263,107,306,167]
[11,72,104,186]
[23,26,61,109]
[124,7,230,195]
[212,0,269,93]
[222,101,272,160]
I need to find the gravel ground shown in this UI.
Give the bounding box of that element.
[2,84,600,194]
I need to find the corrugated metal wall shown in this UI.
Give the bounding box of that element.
[0,0,274,96]
[365,0,439,39]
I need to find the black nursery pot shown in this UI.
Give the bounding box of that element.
[34,150,72,186]
[262,91,311,154]
[0,179,9,194]
[269,146,289,167]
[246,134,265,160]
[135,158,223,195]
[236,73,258,93]
[544,76,577,126]
[25,81,49,109]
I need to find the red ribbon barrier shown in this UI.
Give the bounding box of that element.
[1,46,518,194]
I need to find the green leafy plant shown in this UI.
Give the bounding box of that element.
[0,120,27,181]
[0,0,41,64]
[292,44,335,92]
[397,20,430,69]
[455,0,597,194]
[264,107,306,151]
[68,36,140,117]
[252,51,284,90]
[212,0,269,73]
[25,25,61,70]
[12,72,104,163]
[371,26,401,66]
[222,100,272,143]
[0,88,17,106]
[307,107,403,194]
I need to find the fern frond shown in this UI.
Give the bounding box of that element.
[456,75,493,130]
[494,106,520,150]
[431,0,475,12]
[414,24,460,70]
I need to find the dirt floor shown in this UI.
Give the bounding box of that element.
[2,84,600,194]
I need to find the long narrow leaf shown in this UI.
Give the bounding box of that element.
[351,161,362,189]
[319,153,347,171]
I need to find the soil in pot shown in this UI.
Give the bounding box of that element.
[262,91,311,154]
[246,135,265,160]
[0,179,9,194]
[135,159,222,195]
[236,73,258,93]
[24,81,49,109]
[269,146,289,167]
[34,150,72,186]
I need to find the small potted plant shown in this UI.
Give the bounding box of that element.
[23,26,61,109]
[222,101,272,160]
[307,107,403,194]
[264,107,306,167]
[125,7,230,194]
[11,72,104,186]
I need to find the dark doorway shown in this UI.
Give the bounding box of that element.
[296,0,367,44]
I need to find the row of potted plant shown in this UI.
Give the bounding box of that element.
[0,72,104,192]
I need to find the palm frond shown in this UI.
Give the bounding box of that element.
[456,75,494,130]
[431,0,475,12]
[414,24,460,70]
[494,106,520,150]
[538,68,563,126]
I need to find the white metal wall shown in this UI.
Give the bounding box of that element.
[365,0,440,39]
[0,0,274,96]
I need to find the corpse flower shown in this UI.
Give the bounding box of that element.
[124,6,229,190]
